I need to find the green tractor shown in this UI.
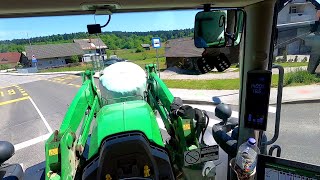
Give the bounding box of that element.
[44,62,218,180]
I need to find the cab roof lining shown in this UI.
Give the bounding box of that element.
[0,0,264,18]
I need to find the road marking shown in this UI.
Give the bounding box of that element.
[0,85,16,89]
[0,96,29,106]
[8,89,16,95]
[269,106,277,113]
[14,133,51,151]
[29,96,53,133]
[22,93,28,96]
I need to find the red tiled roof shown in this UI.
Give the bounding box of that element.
[0,52,21,64]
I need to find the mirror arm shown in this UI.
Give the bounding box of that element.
[203,4,211,12]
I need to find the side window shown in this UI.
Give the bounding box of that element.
[289,6,297,14]
[273,0,320,167]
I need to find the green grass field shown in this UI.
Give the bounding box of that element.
[113,47,165,61]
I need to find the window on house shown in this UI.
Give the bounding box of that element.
[290,6,297,14]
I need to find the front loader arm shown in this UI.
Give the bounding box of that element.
[45,70,101,180]
[145,64,202,168]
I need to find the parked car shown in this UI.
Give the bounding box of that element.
[103,58,129,67]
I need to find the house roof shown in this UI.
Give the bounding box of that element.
[141,44,151,48]
[25,43,84,60]
[165,37,204,58]
[73,38,107,50]
[0,52,21,64]
[308,0,320,10]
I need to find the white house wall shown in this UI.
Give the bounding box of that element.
[278,5,290,24]
[278,2,317,24]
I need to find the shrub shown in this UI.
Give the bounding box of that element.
[142,52,147,60]
[15,62,23,69]
[284,68,320,86]
[135,47,145,53]
[0,64,9,70]
[71,55,79,63]
[106,51,111,58]
[282,50,287,62]
[302,57,308,62]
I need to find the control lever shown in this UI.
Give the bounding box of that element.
[212,103,238,158]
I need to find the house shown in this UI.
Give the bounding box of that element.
[165,37,240,71]
[275,0,320,56]
[25,43,84,69]
[165,38,203,70]
[0,52,28,68]
[141,44,151,50]
[73,38,108,55]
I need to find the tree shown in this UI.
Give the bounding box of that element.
[71,55,79,63]
[136,47,145,53]
[0,28,195,53]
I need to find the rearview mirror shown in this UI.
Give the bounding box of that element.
[194,9,245,48]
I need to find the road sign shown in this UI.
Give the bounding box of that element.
[152,38,161,49]
[32,55,37,63]
[184,149,201,166]
[184,145,219,166]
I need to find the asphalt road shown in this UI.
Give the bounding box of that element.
[0,74,319,179]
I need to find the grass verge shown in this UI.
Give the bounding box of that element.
[274,62,308,67]
[164,69,319,90]
[39,64,93,72]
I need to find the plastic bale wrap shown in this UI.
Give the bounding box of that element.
[99,62,147,104]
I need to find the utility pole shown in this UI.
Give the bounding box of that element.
[27,32,37,68]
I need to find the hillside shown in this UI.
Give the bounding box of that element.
[0,28,194,53]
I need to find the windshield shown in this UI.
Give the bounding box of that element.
[0,4,319,180]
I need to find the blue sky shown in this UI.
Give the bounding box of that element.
[0,10,198,40]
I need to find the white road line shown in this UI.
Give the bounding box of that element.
[14,133,51,151]
[268,106,277,113]
[28,97,53,133]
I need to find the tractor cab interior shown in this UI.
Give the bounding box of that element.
[0,0,320,180]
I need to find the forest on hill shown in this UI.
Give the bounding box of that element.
[0,28,194,53]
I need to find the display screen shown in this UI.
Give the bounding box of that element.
[265,163,319,180]
[244,70,272,131]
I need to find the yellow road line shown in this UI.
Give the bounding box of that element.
[22,93,28,96]
[0,96,29,106]
[0,85,17,89]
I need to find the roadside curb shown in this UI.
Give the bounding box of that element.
[274,98,320,105]
[0,72,82,76]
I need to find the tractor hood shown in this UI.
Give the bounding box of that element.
[88,100,164,158]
